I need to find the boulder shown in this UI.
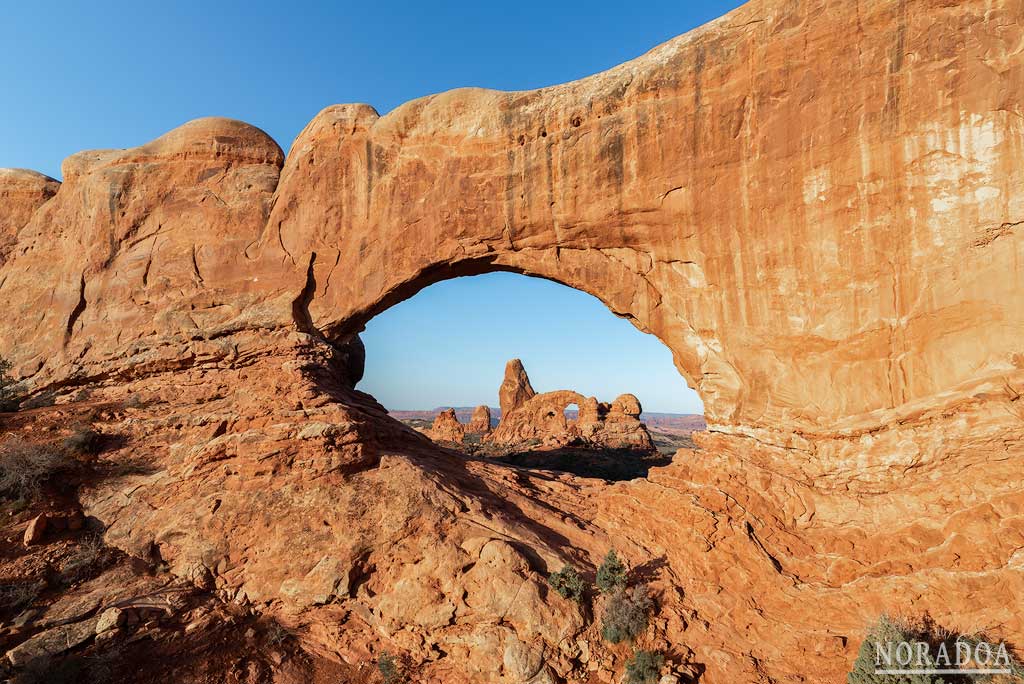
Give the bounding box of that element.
[279,555,351,608]
[5,616,99,666]
[95,606,125,633]
[23,514,47,546]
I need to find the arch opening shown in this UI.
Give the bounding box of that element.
[356,271,704,481]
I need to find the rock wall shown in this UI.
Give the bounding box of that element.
[1,0,1021,463]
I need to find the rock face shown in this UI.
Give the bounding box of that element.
[428,408,466,443]
[497,359,536,418]
[1,1,1023,682]
[0,169,59,267]
[467,405,492,435]
[487,360,654,451]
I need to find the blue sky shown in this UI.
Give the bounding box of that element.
[2,0,742,413]
[361,273,702,413]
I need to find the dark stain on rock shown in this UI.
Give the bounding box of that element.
[882,0,908,136]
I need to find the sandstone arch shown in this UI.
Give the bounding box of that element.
[0,2,1022,681]
[2,0,1017,475]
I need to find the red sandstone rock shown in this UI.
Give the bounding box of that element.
[488,361,654,451]
[23,514,47,546]
[428,408,465,444]
[0,2,1022,683]
[467,404,492,434]
[0,169,59,267]
[498,359,536,418]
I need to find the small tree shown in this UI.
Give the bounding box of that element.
[624,650,664,684]
[601,584,653,644]
[548,565,587,604]
[596,549,628,594]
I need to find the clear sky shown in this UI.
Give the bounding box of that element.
[361,273,702,414]
[2,0,743,414]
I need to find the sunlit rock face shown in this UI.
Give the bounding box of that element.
[487,359,655,450]
[1,0,1022,460]
[1,0,1023,682]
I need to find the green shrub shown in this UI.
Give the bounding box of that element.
[848,616,951,684]
[624,650,664,684]
[601,584,653,644]
[378,651,407,684]
[596,549,628,594]
[0,438,66,502]
[548,565,587,603]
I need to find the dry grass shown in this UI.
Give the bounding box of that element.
[0,438,67,502]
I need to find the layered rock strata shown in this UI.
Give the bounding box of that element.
[1,0,1023,681]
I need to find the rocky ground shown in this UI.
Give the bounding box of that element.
[0,402,364,684]
[1,335,1022,684]
[0,368,707,684]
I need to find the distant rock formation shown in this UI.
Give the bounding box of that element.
[498,359,535,417]
[467,405,492,435]
[427,408,465,443]
[487,360,654,451]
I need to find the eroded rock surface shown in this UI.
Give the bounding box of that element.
[488,360,654,451]
[427,407,466,444]
[0,169,59,266]
[1,1,1023,682]
[466,405,492,435]
[498,359,536,418]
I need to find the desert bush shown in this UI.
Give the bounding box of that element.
[378,651,408,684]
[265,620,291,647]
[601,584,653,644]
[62,427,103,456]
[0,580,44,612]
[0,438,66,502]
[624,650,664,684]
[847,615,1024,684]
[548,564,587,603]
[596,549,628,594]
[0,356,19,411]
[848,616,943,684]
[60,534,110,585]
